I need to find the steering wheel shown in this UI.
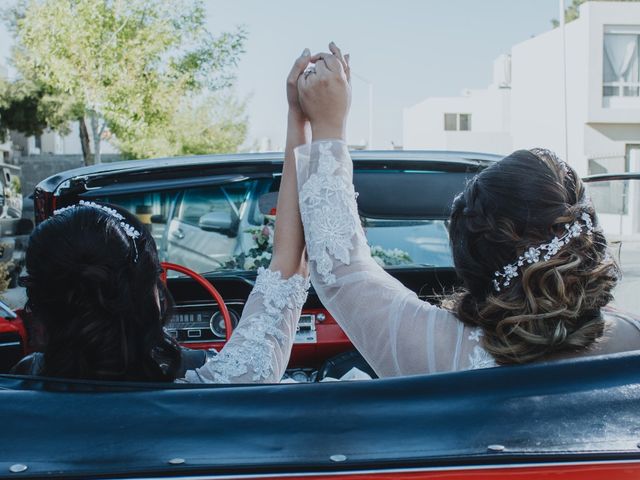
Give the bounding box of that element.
[160,262,234,343]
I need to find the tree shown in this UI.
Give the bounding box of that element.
[552,0,639,27]
[0,79,79,143]
[6,0,247,164]
[116,93,248,159]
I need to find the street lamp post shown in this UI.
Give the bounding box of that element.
[559,0,569,161]
[352,72,374,149]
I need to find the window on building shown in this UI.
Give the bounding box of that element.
[603,26,640,98]
[444,113,457,131]
[587,153,632,215]
[443,113,472,131]
[459,114,471,131]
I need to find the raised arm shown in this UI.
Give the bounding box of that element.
[296,45,463,377]
[182,51,312,384]
[269,48,312,279]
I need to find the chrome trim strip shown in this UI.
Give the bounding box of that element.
[0,341,21,348]
[126,458,640,480]
[174,302,245,309]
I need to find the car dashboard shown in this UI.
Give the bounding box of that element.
[167,301,320,345]
[165,275,356,380]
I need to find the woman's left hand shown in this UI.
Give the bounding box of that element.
[287,48,311,123]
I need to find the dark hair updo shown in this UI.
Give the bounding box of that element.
[23,204,181,381]
[448,148,619,365]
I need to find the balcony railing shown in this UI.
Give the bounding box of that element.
[603,81,640,97]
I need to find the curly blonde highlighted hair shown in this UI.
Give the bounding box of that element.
[448,148,619,365]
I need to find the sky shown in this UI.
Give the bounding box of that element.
[0,0,561,149]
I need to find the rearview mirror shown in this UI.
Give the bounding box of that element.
[198,211,237,237]
[258,192,278,216]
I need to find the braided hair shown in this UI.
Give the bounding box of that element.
[447,149,619,364]
[23,204,181,381]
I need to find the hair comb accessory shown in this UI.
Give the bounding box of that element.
[54,200,141,261]
[492,211,594,292]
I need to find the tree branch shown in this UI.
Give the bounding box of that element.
[98,17,129,56]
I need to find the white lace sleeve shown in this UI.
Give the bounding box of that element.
[181,267,309,384]
[296,140,482,377]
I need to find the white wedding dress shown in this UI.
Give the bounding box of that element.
[295,140,497,377]
[181,140,640,384]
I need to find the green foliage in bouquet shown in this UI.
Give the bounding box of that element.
[224,217,274,271]
[370,246,413,267]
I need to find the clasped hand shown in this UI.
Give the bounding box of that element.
[286,42,351,142]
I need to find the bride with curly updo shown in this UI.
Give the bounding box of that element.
[448,148,620,365]
[288,43,640,375]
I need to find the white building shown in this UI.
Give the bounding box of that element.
[404,1,640,234]
[403,55,513,155]
[14,121,119,157]
[509,0,640,178]
[510,1,640,235]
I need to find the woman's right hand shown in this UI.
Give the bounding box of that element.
[298,42,351,141]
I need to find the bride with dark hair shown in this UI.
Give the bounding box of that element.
[16,202,307,383]
[12,51,316,383]
[290,43,640,376]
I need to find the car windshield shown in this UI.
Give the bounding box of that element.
[95,176,453,275]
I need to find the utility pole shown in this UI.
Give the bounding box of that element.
[352,72,374,149]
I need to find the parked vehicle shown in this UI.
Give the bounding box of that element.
[0,153,638,479]
[0,163,31,288]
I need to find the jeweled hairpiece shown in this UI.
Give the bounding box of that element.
[54,200,141,261]
[492,211,594,292]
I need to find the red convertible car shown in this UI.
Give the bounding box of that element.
[0,152,639,479]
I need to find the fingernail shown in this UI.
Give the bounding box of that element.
[302,48,310,56]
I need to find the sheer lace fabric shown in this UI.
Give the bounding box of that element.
[181,267,310,384]
[296,140,497,377]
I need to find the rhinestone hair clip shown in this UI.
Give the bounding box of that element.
[53,200,142,261]
[492,211,594,292]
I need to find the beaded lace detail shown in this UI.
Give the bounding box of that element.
[299,142,360,285]
[195,268,309,383]
[253,268,310,315]
[467,328,497,370]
